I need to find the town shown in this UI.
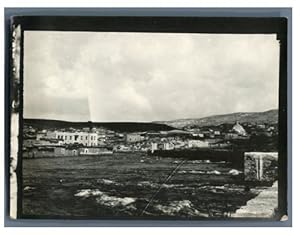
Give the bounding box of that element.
[22,120,278,158]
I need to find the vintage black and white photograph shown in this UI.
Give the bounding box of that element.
[9,17,288,221]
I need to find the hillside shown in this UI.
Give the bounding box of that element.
[24,109,278,131]
[156,109,278,129]
[24,119,175,133]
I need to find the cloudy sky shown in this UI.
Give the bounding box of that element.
[24,31,279,122]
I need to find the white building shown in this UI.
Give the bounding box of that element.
[126,133,144,143]
[188,140,209,148]
[47,131,98,146]
[214,131,221,136]
[163,142,175,150]
[151,143,158,153]
[232,122,247,136]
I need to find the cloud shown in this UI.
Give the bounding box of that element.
[24,31,279,122]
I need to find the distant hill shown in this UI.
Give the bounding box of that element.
[24,119,175,133]
[24,109,278,132]
[156,109,278,129]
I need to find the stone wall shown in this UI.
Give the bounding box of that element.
[231,181,278,218]
[244,152,278,182]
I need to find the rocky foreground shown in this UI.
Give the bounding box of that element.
[232,181,278,218]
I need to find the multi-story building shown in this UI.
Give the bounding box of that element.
[47,131,98,146]
[163,142,175,150]
[126,133,144,143]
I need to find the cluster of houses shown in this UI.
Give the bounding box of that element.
[22,121,278,158]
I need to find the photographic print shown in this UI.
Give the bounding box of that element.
[8,16,288,222]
